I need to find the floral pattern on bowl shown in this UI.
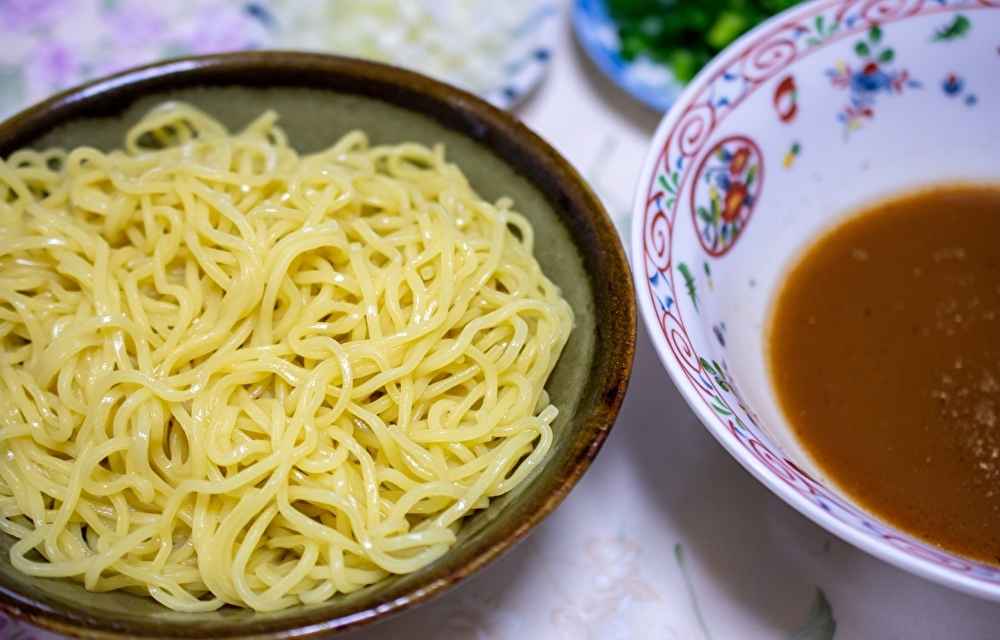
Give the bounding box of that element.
[690,136,763,256]
[633,0,1000,602]
[826,23,922,134]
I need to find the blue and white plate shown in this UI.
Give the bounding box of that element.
[571,0,681,112]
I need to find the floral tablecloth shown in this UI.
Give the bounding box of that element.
[0,0,553,115]
[3,1,1000,638]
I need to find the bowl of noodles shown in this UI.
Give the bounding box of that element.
[0,52,635,638]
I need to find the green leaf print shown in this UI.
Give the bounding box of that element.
[699,357,732,392]
[807,15,840,47]
[659,174,674,194]
[712,360,731,391]
[678,262,698,311]
[934,14,971,41]
[674,544,712,640]
[787,589,837,640]
[854,41,870,57]
[708,397,732,415]
[672,543,835,640]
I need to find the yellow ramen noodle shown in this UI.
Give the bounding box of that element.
[0,103,572,612]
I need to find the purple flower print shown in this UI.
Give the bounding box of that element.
[36,43,76,86]
[1,0,69,31]
[24,42,79,102]
[84,6,169,80]
[105,6,166,49]
[184,6,268,55]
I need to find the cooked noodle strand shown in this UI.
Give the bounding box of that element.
[0,102,572,612]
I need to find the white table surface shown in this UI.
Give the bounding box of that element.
[7,3,1000,638]
[343,10,1000,639]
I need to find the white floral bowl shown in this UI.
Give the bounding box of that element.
[631,0,1000,600]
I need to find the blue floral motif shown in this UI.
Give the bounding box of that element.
[712,323,726,347]
[942,72,978,107]
[827,25,921,135]
[942,73,964,95]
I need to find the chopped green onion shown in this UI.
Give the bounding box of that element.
[606,0,800,84]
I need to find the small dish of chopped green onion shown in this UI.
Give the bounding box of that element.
[572,0,802,112]
[609,0,801,82]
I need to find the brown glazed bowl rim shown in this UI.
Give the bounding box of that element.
[0,51,636,639]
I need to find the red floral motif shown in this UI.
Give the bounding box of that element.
[722,183,747,222]
[729,147,751,175]
[690,136,763,256]
[773,75,799,122]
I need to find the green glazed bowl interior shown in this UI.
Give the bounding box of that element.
[0,53,635,638]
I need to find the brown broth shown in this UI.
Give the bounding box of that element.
[769,184,1000,564]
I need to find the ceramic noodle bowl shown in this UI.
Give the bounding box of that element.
[0,53,636,638]
[632,0,1000,600]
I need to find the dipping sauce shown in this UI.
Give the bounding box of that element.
[770,184,1000,564]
